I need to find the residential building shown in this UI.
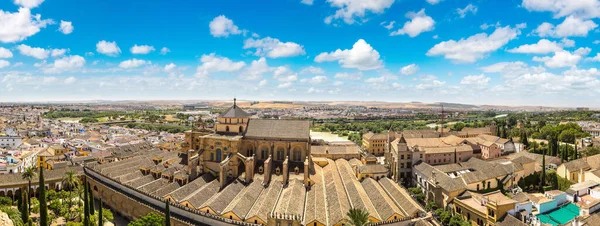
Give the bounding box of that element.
[362,132,389,156]
[453,191,517,226]
[0,135,22,149]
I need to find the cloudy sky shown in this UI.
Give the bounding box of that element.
[0,0,599,107]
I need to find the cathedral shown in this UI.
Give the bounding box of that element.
[182,99,313,188]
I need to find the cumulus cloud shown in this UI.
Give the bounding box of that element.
[0,8,52,43]
[315,39,383,70]
[64,76,76,84]
[301,75,328,84]
[381,21,395,30]
[17,44,49,59]
[300,66,325,74]
[0,47,13,58]
[0,60,10,68]
[457,4,478,18]
[96,40,121,56]
[119,58,149,69]
[42,55,86,74]
[521,0,600,19]
[426,0,440,5]
[301,0,314,5]
[130,44,155,54]
[532,49,588,68]
[535,16,598,37]
[51,48,67,57]
[278,82,293,89]
[209,15,243,37]
[507,39,563,54]
[480,61,546,79]
[416,79,445,90]
[58,20,73,34]
[195,53,246,77]
[164,63,176,72]
[324,0,395,25]
[400,63,419,75]
[334,72,363,80]
[14,0,45,8]
[239,57,272,80]
[426,25,522,63]
[243,37,306,58]
[390,9,435,37]
[460,74,490,86]
[588,53,600,62]
[160,47,170,55]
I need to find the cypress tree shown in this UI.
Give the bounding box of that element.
[84,180,89,226]
[21,190,29,223]
[39,167,48,226]
[454,148,457,163]
[574,144,578,160]
[98,197,103,226]
[88,183,95,214]
[165,200,171,226]
[540,151,546,193]
[28,219,33,226]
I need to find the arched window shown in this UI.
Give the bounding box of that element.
[239,126,243,133]
[276,147,285,161]
[216,149,222,162]
[225,126,229,132]
[261,146,269,160]
[293,147,302,161]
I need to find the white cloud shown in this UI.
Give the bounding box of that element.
[324,0,395,25]
[457,4,478,18]
[334,72,363,80]
[195,53,246,77]
[333,81,344,86]
[532,50,585,68]
[307,87,323,93]
[209,15,242,37]
[258,79,268,87]
[51,48,67,57]
[58,20,73,34]
[0,60,10,68]
[400,63,419,75]
[17,44,49,59]
[426,25,522,63]
[480,61,546,78]
[0,8,52,43]
[460,74,490,86]
[96,40,121,56]
[507,39,563,54]
[300,66,325,74]
[315,39,383,70]
[301,75,328,84]
[130,44,155,54]
[42,76,56,84]
[42,55,86,74]
[64,76,76,84]
[381,21,395,30]
[239,57,272,80]
[416,79,445,90]
[273,66,294,78]
[535,16,598,37]
[243,37,305,58]
[390,9,435,37]
[561,38,575,47]
[426,0,440,5]
[365,76,386,83]
[0,47,13,58]
[160,47,170,55]
[587,53,600,62]
[13,0,44,8]
[164,63,176,72]
[521,0,600,19]
[278,82,293,89]
[278,74,298,82]
[301,0,314,5]
[594,40,600,44]
[574,47,591,56]
[119,58,149,69]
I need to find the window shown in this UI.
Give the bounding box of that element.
[400,163,404,168]
[225,126,229,132]
[487,181,491,189]
[216,149,222,162]
[407,163,411,168]
[401,155,404,159]
[210,153,214,161]
[477,184,480,191]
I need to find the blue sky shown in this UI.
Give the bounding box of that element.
[0,0,599,107]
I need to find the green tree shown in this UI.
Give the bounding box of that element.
[39,167,48,226]
[88,183,95,214]
[127,212,164,226]
[22,166,36,213]
[62,170,79,215]
[540,151,546,193]
[98,197,104,226]
[449,214,470,226]
[21,190,29,223]
[84,180,89,226]
[521,131,529,149]
[165,200,171,226]
[345,208,370,226]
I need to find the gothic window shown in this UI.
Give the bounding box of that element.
[261,146,269,160]
[239,126,243,133]
[293,147,302,161]
[276,147,285,161]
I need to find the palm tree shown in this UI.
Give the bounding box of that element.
[22,166,36,213]
[62,170,79,217]
[346,208,371,226]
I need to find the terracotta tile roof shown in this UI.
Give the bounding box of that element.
[273,179,306,217]
[245,180,283,223]
[335,159,381,221]
[220,105,250,118]
[303,164,327,225]
[244,119,310,140]
[202,180,246,214]
[221,177,265,220]
[379,177,424,217]
[168,173,215,202]
[323,159,351,224]
[361,178,403,220]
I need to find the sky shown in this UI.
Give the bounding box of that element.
[0,0,599,107]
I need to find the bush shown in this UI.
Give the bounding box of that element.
[0,197,12,206]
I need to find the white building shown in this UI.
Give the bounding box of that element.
[0,136,23,149]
